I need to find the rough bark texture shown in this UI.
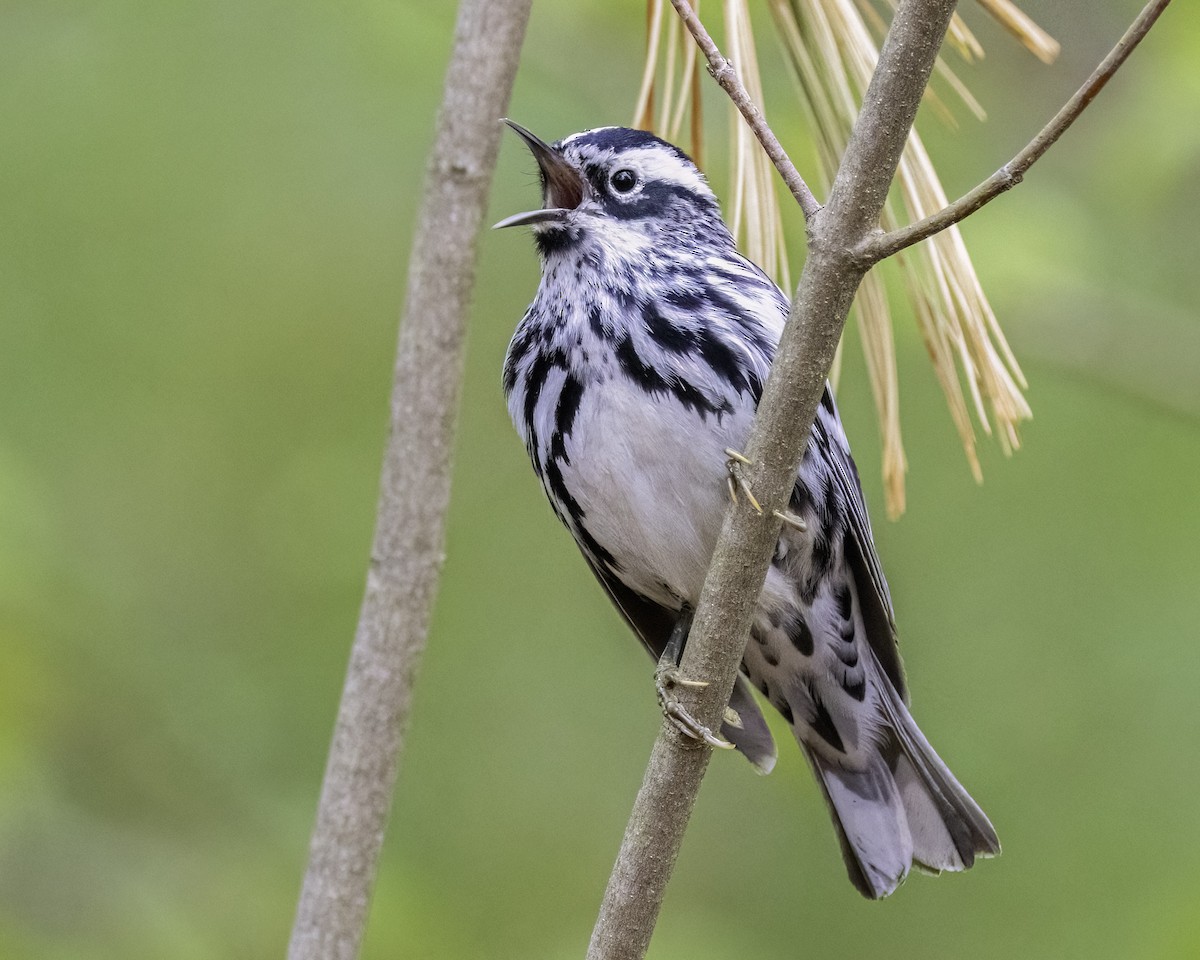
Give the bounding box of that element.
[585,2,960,958]
[287,2,532,958]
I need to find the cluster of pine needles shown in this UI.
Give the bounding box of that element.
[634,0,1058,518]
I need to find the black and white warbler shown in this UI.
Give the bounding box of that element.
[497,122,998,898]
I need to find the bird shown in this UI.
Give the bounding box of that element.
[495,120,999,899]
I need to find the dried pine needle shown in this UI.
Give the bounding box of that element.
[635,0,1054,517]
[976,0,1061,64]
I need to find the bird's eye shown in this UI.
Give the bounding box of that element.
[609,168,638,194]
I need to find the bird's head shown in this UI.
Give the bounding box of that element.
[495,122,730,260]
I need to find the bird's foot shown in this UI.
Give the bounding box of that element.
[724,448,808,532]
[724,448,762,514]
[774,508,807,532]
[654,655,735,750]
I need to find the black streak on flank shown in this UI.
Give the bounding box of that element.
[662,287,706,312]
[696,287,767,401]
[696,328,751,394]
[807,534,832,598]
[613,334,729,418]
[642,301,762,401]
[835,584,853,622]
[808,692,845,753]
[614,335,668,391]
[843,678,867,702]
[788,611,814,657]
[788,478,830,603]
[642,304,698,354]
[522,348,566,443]
[549,375,584,463]
[776,699,795,725]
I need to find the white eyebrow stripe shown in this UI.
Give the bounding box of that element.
[614,147,713,199]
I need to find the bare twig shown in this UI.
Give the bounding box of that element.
[865,0,1173,261]
[667,0,822,219]
[586,2,959,958]
[286,1,531,958]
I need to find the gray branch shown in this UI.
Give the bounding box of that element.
[586,1,960,958]
[864,0,1173,260]
[286,1,531,958]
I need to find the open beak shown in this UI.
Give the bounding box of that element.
[493,119,586,229]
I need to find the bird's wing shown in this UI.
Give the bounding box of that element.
[812,385,909,702]
[580,554,778,773]
[709,260,908,701]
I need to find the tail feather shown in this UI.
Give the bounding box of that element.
[807,749,913,899]
[876,663,1000,872]
[805,651,999,898]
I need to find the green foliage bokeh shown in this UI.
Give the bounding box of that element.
[2,1,1199,957]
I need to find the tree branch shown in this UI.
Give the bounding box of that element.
[585,2,959,958]
[667,0,822,220]
[864,0,1173,261]
[286,2,531,958]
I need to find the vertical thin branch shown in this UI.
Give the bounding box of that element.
[669,0,821,219]
[586,2,959,957]
[287,2,531,958]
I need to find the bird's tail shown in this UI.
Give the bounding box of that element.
[804,655,999,899]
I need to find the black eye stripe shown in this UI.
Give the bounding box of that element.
[602,182,719,221]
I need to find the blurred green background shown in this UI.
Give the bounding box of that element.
[2,1,1199,957]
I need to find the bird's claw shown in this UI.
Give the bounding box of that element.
[725,450,806,532]
[724,448,762,514]
[773,508,807,532]
[655,660,735,750]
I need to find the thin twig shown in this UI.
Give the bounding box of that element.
[667,0,822,220]
[286,1,531,958]
[586,2,959,957]
[865,0,1173,261]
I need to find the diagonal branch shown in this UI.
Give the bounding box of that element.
[586,2,959,958]
[287,1,531,958]
[864,0,1173,261]
[667,0,822,219]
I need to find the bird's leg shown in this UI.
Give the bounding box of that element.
[655,604,735,750]
[724,448,807,532]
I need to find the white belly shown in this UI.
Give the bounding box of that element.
[558,376,754,606]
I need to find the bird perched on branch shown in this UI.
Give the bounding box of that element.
[496,121,998,898]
